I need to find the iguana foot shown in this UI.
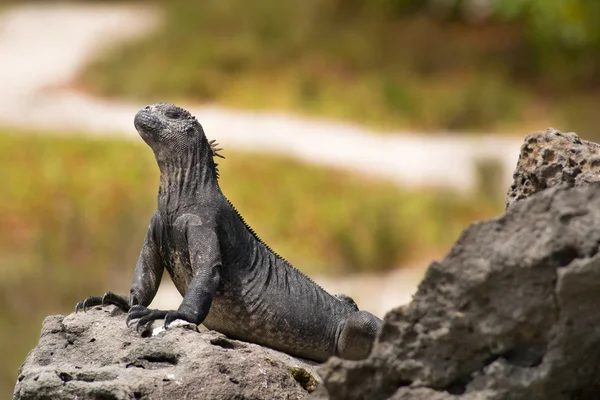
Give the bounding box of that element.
[126,305,168,331]
[336,311,383,360]
[126,305,198,331]
[75,292,131,313]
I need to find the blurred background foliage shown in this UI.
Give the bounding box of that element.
[80,0,600,137]
[3,0,600,397]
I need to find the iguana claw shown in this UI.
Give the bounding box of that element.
[75,296,102,313]
[164,311,191,329]
[75,292,130,313]
[101,292,130,311]
[126,305,169,332]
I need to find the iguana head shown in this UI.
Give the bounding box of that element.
[134,102,224,174]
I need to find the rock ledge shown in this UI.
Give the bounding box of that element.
[14,308,319,400]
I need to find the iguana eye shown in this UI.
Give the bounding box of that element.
[165,108,183,119]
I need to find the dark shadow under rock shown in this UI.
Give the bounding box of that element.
[14,307,320,400]
[313,184,600,400]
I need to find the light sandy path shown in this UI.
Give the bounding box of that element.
[0,3,521,315]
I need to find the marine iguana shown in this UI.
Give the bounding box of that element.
[75,103,382,362]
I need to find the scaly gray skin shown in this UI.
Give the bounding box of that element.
[75,103,382,362]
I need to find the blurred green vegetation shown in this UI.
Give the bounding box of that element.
[0,131,502,396]
[77,0,600,137]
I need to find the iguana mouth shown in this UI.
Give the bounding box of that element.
[134,107,159,142]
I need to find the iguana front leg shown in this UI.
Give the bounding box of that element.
[75,213,164,313]
[127,224,222,330]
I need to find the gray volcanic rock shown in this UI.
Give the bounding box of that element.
[313,184,600,400]
[505,128,600,209]
[14,308,320,400]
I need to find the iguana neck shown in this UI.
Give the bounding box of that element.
[156,138,219,213]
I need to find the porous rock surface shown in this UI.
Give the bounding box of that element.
[14,308,319,400]
[313,184,600,400]
[505,127,600,209]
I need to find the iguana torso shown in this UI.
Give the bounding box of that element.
[77,102,382,362]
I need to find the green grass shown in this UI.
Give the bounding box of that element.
[0,131,502,398]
